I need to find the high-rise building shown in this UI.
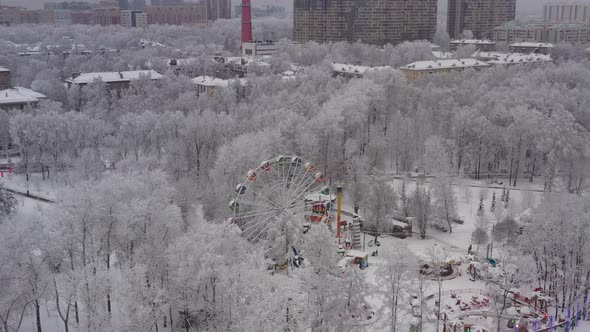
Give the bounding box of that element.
[206,0,231,21]
[144,0,230,24]
[447,0,516,39]
[543,4,590,23]
[118,0,130,10]
[121,9,148,27]
[131,0,147,10]
[293,0,437,46]
[494,20,590,44]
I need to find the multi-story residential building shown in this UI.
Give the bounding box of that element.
[447,0,516,39]
[144,4,207,24]
[121,10,148,27]
[509,42,555,55]
[205,0,231,21]
[0,68,11,90]
[450,39,495,51]
[293,0,437,46]
[144,0,230,25]
[71,11,93,24]
[494,21,590,44]
[65,70,163,90]
[0,68,46,110]
[44,2,94,11]
[92,6,121,25]
[54,10,73,25]
[543,4,590,23]
[400,58,490,80]
[0,6,55,25]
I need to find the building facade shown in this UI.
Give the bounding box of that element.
[0,68,11,90]
[509,42,554,55]
[92,6,121,25]
[144,4,207,24]
[543,4,590,23]
[206,0,231,21]
[0,6,55,25]
[449,39,495,51]
[144,0,230,25]
[241,41,278,56]
[65,70,163,90]
[293,0,437,46]
[121,10,148,27]
[494,21,590,44]
[447,0,516,39]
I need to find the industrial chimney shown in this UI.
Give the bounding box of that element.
[241,0,253,45]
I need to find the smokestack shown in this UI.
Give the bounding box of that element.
[241,0,252,44]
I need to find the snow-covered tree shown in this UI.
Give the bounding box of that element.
[379,243,415,332]
[364,180,398,242]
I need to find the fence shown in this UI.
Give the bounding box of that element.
[442,288,489,297]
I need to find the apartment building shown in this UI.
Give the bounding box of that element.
[293,0,437,46]
[121,10,148,27]
[447,0,516,39]
[494,21,590,44]
[543,4,590,23]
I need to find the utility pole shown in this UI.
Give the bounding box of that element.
[336,186,342,243]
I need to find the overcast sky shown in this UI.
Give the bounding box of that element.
[5,0,590,15]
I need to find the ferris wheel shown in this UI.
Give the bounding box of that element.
[228,155,333,243]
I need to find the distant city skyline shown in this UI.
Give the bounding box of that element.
[5,0,590,13]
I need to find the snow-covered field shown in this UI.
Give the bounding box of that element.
[350,176,544,331]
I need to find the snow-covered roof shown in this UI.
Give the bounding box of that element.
[332,63,393,75]
[345,250,369,258]
[192,75,231,88]
[451,39,495,45]
[432,51,453,59]
[0,87,46,105]
[191,75,247,87]
[484,52,552,65]
[402,59,490,71]
[389,219,410,228]
[65,70,163,84]
[510,42,554,48]
[0,67,9,72]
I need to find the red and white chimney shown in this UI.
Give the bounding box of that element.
[241,0,253,45]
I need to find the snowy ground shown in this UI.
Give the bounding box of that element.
[0,172,62,201]
[348,176,545,332]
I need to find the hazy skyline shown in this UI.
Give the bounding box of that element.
[4,0,590,14]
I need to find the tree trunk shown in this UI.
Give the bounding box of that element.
[169,305,174,332]
[35,299,42,332]
[529,153,536,183]
[512,135,522,187]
